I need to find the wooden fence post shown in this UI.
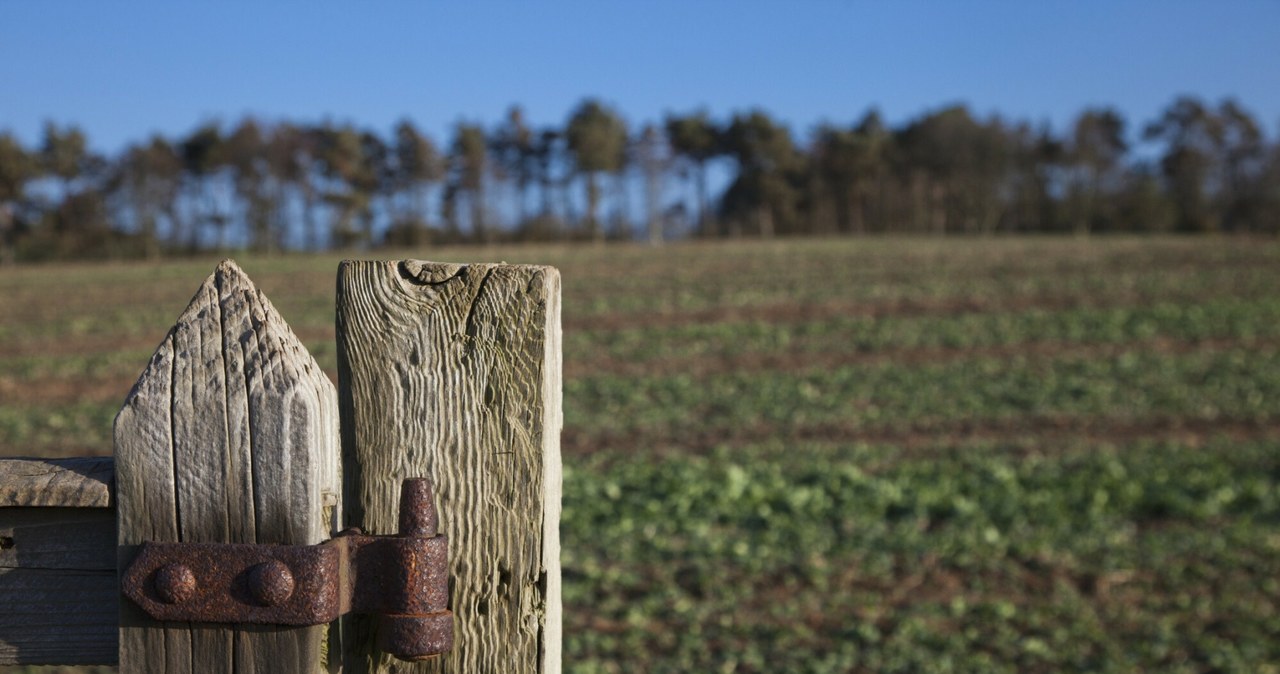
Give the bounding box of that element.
[114,260,340,673]
[336,260,562,674]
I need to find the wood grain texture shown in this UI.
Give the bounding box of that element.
[0,457,113,507]
[0,507,117,665]
[336,260,562,674]
[114,260,340,674]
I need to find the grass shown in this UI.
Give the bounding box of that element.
[2,236,1279,672]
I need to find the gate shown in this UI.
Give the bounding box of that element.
[0,259,562,673]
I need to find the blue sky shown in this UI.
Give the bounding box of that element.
[3,2,1278,154]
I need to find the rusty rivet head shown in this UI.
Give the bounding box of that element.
[247,559,295,607]
[155,563,197,604]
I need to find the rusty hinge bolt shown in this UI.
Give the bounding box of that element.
[247,559,295,606]
[153,563,198,604]
[122,478,454,662]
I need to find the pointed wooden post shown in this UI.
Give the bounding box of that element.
[114,260,340,673]
[336,260,562,674]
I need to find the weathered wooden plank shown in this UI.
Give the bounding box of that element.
[115,260,340,673]
[0,456,116,665]
[0,457,113,507]
[0,507,117,665]
[336,260,562,674]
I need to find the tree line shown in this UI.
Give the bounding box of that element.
[0,95,1277,262]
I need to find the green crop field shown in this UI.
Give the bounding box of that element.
[3,237,1279,673]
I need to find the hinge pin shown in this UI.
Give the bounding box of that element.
[399,477,439,537]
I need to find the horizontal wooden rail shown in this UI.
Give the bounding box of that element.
[0,456,113,508]
[0,457,118,666]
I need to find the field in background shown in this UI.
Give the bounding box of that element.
[3,237,1279,673]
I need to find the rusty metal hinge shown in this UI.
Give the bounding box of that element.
[122,478,453,662]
